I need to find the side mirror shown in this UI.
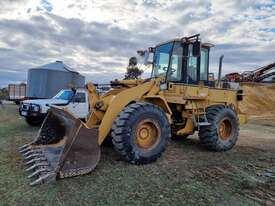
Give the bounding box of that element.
[192,41,201,57]
[143,50,153,65]
[137,48,154,65]
[143,50,150,65]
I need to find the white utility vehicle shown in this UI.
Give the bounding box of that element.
[19,88,89,126]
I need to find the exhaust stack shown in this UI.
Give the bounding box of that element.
[217,55,224,87]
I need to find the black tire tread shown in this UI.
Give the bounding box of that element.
[198,105,240,151]
[112,102,171,164]
[25,117,43,126]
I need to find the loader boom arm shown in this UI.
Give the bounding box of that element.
[85,79,164,145]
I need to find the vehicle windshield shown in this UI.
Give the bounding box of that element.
[151,42,173,78]
[53,90,74,100]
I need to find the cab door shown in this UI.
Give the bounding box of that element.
[199,47,210,85]
[167,42,184,82]
[185,46,209,85]
[66,92,88,119]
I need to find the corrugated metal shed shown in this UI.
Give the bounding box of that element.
[27,61,85,99]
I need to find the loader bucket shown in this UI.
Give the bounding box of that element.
[19,107,101,186]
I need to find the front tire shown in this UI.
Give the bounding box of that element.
[112,102,171,164]
[25,117,44,126]
[198,105,239,151]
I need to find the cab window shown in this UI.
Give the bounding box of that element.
[187,55,198,83]
[168,43,183,81]
[73,92,86,103]
[200,48,209,81]
[152,43,173,78]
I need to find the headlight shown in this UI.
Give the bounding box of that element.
[32,105,40,112]
[22,104,29,110]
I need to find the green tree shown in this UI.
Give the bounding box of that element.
[0,88,8,100]
[124,57,143,80]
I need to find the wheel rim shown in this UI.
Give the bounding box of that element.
[135,118,161,150]
[218,118,233,140]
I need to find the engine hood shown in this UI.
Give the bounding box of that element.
[22,98,68,106]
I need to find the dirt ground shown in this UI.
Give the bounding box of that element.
[0,104,274,206]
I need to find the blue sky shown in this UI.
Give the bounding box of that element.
[37,0,53,12]
[0,0,275,87]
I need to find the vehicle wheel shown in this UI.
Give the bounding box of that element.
[112,102,171,164]
[25,117,44,126]
[198,105,239,151]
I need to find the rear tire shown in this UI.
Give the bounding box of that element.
[25,117,44,126]
[112,102,171,164]
[198,105,239,151]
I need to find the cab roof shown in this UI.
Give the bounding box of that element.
[155,38,215,48]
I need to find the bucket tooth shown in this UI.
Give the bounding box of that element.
[19,144,31,151]
[28,168,51,179]
[26,162,49,172]
[22,150,34,157]
[21,150,31,156]
[20,147,31,154]
[25,157,47,166]
[22,149,42,157]
[25,153,44,161]
[20,107,101,186]
[30,172,56,186]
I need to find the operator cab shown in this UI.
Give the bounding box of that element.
[149,34,213,86]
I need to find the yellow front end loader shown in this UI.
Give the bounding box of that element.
[19,34,247,185]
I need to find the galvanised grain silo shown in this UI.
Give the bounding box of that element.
[27,61,85,99]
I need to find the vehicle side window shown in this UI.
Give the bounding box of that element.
[185,43,198,84]
[153,43,173,77]
[168,43,183,81]
[73,93,86,103]
[187,56,198,83]
[54,90,74,100]
[200,48,209,81]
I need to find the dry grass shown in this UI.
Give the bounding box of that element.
[240,83,275,119]
[0,104,274,205]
